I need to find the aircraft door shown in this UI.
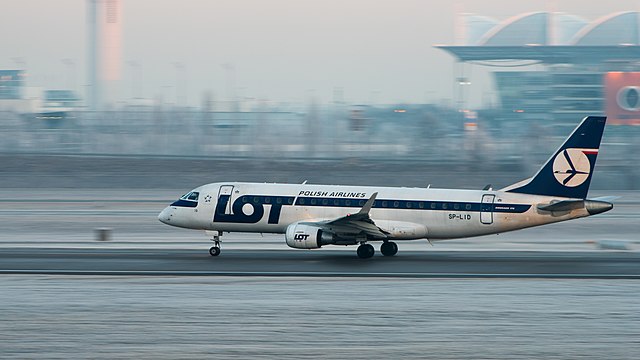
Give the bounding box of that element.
[218,185,234,214]
[480,194,495,225]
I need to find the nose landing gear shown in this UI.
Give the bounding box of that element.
[209,246,221,256]
[209,231,222,256]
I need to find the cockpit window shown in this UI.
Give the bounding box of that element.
[172,191,200,208]
[180,192,199,201]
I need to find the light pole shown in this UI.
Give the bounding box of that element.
[12,57,26,69]
[173,62,186,107]
[127,60,142,99]
[61,58,76,93]
[221,63,236,110]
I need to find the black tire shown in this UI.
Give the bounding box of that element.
[209,246,221,257]
[380,241,398,256]
[357,243,375,259]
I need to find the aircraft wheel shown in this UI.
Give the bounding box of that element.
[209,246,221,257]
[380,241,398,256]
[357,243,375,259]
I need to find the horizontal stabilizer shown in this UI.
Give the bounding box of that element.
[589,196,620,203]
[537,198,613,215]
[537,200,586,212]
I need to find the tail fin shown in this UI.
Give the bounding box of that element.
[502,116,606,199]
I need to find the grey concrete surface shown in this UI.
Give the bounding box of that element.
[2,275,639,359]
[1,248,640,278]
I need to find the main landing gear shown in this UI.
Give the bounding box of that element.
[356,241,398,259]
[356,243,375,259]
[380,241,398,257]
[209,231,222,257]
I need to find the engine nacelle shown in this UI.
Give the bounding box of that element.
[285,223,336,249]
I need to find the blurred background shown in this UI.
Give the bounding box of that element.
[2,3,640,359]
[0,0,639,191]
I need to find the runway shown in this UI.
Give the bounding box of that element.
[1,188,639,279]
[2,248,639,278]
[1,189,639,359]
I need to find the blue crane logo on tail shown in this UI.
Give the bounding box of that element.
[552,148,597,187]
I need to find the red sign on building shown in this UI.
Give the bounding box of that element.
[604,72,640,125]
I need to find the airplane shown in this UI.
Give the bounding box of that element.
[158,115,613,259]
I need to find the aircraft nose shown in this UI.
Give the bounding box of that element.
[158,206,173,224]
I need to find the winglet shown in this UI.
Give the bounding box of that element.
[357,192,378,215]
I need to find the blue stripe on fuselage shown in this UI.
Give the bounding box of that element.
[234,195,530,213]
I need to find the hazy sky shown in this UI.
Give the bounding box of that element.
[1,0,639,107]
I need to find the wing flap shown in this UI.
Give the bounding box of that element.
[300,192,389,239]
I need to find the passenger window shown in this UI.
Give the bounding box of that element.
[242,196,248,203]
[299,198,305,205]
[276,197,282,204]
[382,201,388,208]
[393,201,399,208]
[442,203,448,210]
[322,199,328,205]
[431,203,436,209]
[406,202,412,208]
[454,204,459,210]
[419,202,424,209]
[359,200,365,206]
[345,200,351,206]
[265,197,271,204]
[310,199,316,205]
[253,197,260,203]
[466,204,472,210]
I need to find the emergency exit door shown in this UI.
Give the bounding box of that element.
[480,194,495,225]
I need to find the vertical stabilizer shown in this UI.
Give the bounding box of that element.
[502,116,606,199]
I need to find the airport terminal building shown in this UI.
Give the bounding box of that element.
[437,11,640,129]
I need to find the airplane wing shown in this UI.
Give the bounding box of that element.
[299,192,390,239]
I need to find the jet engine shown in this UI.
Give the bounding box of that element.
[285,223,336,249]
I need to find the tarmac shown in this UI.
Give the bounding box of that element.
[2,248,639,278]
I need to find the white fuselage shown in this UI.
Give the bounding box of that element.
[158,182,594,241]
